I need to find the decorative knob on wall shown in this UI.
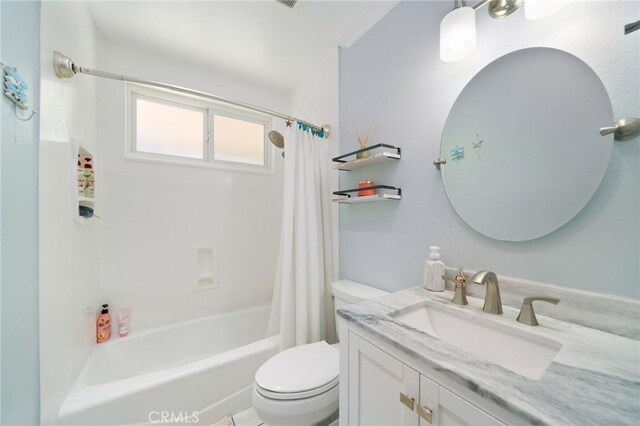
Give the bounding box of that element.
[599,117,640,141]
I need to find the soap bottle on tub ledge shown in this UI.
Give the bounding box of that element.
[97,304,112,343]
[118,309,130,337]
[424,246,445,292]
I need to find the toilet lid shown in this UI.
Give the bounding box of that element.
[255,341,339,396]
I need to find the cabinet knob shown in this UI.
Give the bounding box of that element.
[418,404,433,424]
[399,392,415,411]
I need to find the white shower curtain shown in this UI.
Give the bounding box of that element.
[267,127,334,351]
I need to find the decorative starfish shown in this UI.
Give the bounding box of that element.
[472,133,484,159]
[285,120,292,127]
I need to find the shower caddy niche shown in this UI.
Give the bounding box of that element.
[332,143,402,204]
[74,143,97,223]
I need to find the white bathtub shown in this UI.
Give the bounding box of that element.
[54,305,278,425]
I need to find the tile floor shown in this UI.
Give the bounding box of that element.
[213,406,338,426]
[211,407,263,426]
[232,407,264,426]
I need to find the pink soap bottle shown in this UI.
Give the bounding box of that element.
[97,304,112,343]
[118,309,130,337]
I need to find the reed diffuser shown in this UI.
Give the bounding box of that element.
[352,121,375,159]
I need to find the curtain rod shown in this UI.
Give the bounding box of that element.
[52,51,331,138]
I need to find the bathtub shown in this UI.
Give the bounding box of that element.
[54,305,278,425]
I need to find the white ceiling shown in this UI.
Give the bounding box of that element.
[87,1,399,93]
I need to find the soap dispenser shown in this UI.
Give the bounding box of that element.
[424,246,445,292]
[97,304,112,343]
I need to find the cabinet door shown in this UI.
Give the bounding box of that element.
[418,376,504,426]
[348,332,419,426]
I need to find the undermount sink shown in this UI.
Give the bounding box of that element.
[391,302,562,380]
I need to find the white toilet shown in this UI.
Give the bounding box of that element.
[253,280,388,425]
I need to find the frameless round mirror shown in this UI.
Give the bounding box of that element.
[440,47,613,241]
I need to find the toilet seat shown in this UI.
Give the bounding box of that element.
[254,341,339,400]
[253,281,387,425]
[252,381,339,426]
[253,341,339,425]
[256,375,338,400]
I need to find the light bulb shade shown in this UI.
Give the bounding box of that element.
[440,7,476,63]
[525,0,568,20]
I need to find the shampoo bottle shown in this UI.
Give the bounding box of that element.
[97,304,112,343]
[424,246,445,292]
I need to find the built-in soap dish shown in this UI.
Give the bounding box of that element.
[196,246,218,291]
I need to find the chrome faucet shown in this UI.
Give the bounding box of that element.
[471,270,503,315]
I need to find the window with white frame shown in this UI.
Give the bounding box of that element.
[127,84,273,172]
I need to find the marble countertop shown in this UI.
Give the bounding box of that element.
[338,286,640,426]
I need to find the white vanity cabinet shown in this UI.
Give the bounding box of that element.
[418,375,503,426]
[347,333,419,425]
[344,331,505,426]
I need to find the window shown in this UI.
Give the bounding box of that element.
[213,115,265,165]
[135,98,206,160]
[127,84,272,173]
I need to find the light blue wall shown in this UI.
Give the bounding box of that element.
[0,3,3,419]
[339,1,640,299]
[1,1,40,424]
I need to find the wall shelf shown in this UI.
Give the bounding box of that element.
[333,193,401,204]
[333,151,400,171]
[332,143,401,171]
[78,196,95,205]
[333,144,402,204]
[333,185,402,204]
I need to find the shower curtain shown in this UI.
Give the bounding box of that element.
[267,127,334,351]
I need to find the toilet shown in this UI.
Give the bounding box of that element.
[252,280,388,425]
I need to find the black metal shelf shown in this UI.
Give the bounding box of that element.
[332,144,401,171]
[333,185,402,204]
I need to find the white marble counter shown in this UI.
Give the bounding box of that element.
[338,286,640,426]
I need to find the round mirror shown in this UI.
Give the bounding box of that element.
[440,48,613,241]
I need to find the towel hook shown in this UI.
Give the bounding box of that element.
[14,103,37,121]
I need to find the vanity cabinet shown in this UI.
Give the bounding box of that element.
[419,375,503,426]
[348,333,419,425]
[346,332,504,426]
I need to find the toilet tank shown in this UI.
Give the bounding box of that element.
[331,280,388,340]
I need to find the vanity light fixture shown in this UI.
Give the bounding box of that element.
[440,0,565,62]
[483,0,524,19]
[440,1,476,62]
